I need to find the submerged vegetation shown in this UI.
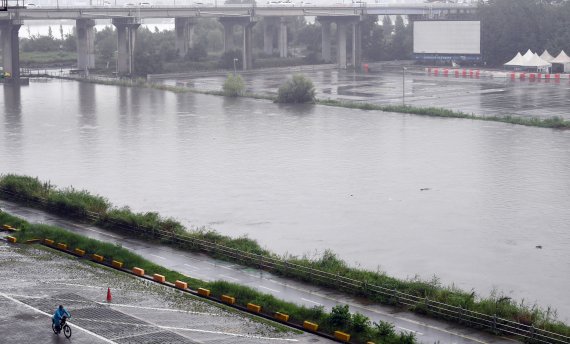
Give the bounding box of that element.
[222,74,246,97]
[3,212,415,344]
[1,174,569,340]
[276,74,316,104]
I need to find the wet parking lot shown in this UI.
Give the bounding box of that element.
[0,242,331,344]
[178,64,570,119]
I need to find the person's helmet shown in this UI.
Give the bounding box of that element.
[59,305,63,309]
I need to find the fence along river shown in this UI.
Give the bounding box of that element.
[1,79,569,323]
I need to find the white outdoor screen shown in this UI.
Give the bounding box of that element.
[413,21,481,55]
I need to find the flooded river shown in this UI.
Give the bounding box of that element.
[1,78,569,320]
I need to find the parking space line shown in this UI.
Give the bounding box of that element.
[74,318,299,341]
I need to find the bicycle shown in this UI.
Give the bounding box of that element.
[52,315,72,339]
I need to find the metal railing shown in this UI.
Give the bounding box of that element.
[0,187,568,344]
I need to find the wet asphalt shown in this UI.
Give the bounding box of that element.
[0,241,326,343]
[0,200,519,344]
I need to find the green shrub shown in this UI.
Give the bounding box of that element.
[351,313,371,333]
[276,74,315,103]
[328,304,351,328]
[398,331,417,344]
[222,74,245,97]
[374,320,396,337]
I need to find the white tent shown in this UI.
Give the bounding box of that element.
[504,52,524,66]
[504,50,551,72]
[550,50,570,72]
[522,49,534,61]
[524,53,551,67]
[540,50,554,62]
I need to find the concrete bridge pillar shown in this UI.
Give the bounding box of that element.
[336,21,347,69]
[220,19,234,52]
[76,19,96,70]
[0,20,22,79]
[352,21,362,70]
[112,17,140,75]
[243,22,255,70]
[219,17,256,70]
[175,17,196,58]
[279,17,288,58]
[319,20,332,63]
[263,18,278,55]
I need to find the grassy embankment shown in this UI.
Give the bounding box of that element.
[51,74,570,129]
[1,210,415,344]
[0,174,569,340]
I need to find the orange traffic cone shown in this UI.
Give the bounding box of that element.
[106,288,112,302]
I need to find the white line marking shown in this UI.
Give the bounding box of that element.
[85,227,121,239]
[51,282,110,289]
[219,265,235,270]
[183,263,199,270]
[218,274,240,281]
[258,286,280,293]
[106,303,218,316]
[301,298,322,306]
[150,254,166,260]
[0,292,118,344]
[397,326,423,335]
[4,293,47,299]
[179,254,201,262]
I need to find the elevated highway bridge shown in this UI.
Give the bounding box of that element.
[0,2,477,78]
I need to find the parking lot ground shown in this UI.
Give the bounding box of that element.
[0,242,333,344]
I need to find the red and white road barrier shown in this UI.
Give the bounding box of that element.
[425,68,570,82]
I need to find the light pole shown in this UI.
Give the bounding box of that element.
[233,58,238,76]
[402,66,407,106]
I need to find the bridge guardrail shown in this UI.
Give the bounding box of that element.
[0,187,568,344]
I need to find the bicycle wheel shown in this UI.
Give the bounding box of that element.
[52,322,58,335]
[63,324,72,338]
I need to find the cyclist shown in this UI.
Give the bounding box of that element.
[52,305,71,334]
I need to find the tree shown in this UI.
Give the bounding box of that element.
[477,0,570,66]
[186,42,208,61]
[391,15,411,60]
[296,24,321,52]
[219,49,243,69]
[361,15,386,61]
[276,74,316,103]
[95,26,116,65]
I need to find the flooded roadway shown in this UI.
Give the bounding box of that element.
[1,76,569,322]
[178,64,570,119]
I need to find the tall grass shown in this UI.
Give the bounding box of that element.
[4,213,416,344]
[1,174,569,339]
[317,99,570,129]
